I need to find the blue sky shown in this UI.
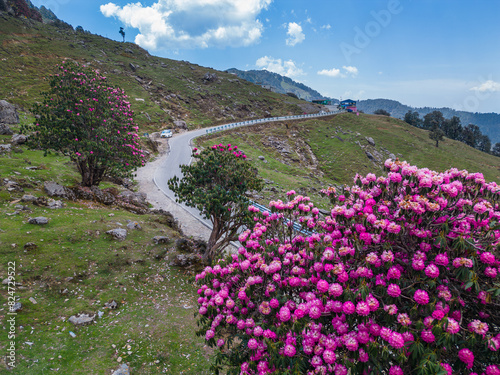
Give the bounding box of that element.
[31,0,500,113]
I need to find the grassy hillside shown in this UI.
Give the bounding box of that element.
[0,14,320,133]
[197,113,500,207]
[0,122,212,374]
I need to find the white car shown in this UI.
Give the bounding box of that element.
[160,129,172,138]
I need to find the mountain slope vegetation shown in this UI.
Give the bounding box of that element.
[0,12,318,133]
[226,68,327,101]
[197,112,500,207]
[357,99,500,144]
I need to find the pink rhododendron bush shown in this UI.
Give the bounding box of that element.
[195,160,500,375]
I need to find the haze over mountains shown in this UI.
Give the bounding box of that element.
[227,69,500,144]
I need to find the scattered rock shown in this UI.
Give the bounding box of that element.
[29,297,37,304]
[91,186,116,205]
[11,302,22,312]
[0,100,19,124]
[44,181,67,197]
[0,123,13,135]
[23,242,38,251]
[33,196,48,207]
[129,63,138,71]
[173,120,187,129]
[106,228,127,241]
[151,209,181,232]
[11,134,27,145]
[0,144,11,153]
[47,199,64,209]
[112,363,130,375]
[389,153,396,160]
[28,217,49,225]
[68,313,95,325]
[153,236,169,244]
[318,208,330,216]
[60,288,68,295]
[258,155,266,160]
[69,331,76,338]
[366,137,375,146]
[117,190,146,207]
[169,253,202,268]
[105,300,118,309]
[126,221,141,230]
[365,151,375,161]
[21,194,37,202]
[203,72,218,82]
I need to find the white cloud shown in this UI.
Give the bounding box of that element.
[317,66,358,78]
[286,22,305,46]
[321,24,331,30]
[255,56,304,78]
[342,65,358,77]
[100,0,272,50]
[317,68,341,77]
[470,80,500,92]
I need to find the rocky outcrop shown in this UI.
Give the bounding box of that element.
[0,123,13,135]
[28,217,49,225]
[0,100,19,124]
[106,228,127,241]
[173,120,187,129]
[11,134,27,145]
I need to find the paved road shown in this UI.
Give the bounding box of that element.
[152,111,341,229]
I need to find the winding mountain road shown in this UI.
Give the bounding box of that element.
[135,111,339,240]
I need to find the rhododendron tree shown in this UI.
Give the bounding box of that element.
[22,61,145,186]
[169,144,263,265]
[195,160,500,375]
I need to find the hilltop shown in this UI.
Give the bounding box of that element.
[226,68,328,101]
[0,10,322,133]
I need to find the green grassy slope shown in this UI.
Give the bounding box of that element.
[197,113,500,207]
[0,123,212,374]
[0,15,316,133]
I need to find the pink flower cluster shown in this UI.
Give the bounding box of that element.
[196,160,500,374]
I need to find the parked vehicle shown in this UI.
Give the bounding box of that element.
[160,129,172,138]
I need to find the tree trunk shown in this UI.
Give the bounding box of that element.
[76,159,106,187]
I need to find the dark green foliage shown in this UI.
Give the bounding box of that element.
[429,124,445,147]
[461,124,482,148]
[477,134,492,153]
[357,98,500,145]
[374,108,390,116]
[442,116,462,140]
[168,144,263,264]
[22,61,145,186]
[423,110,445,130]
[404,110,423,128]
[492,142,500,157]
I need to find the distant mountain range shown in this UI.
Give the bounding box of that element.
[226,68,500,144]
[225,68,327,102]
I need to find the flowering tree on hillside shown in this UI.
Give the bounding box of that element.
[168,144,263,265]
[23,61,145,186]
[195,159,500,375]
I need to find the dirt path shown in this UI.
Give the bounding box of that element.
[134,136,212,242]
